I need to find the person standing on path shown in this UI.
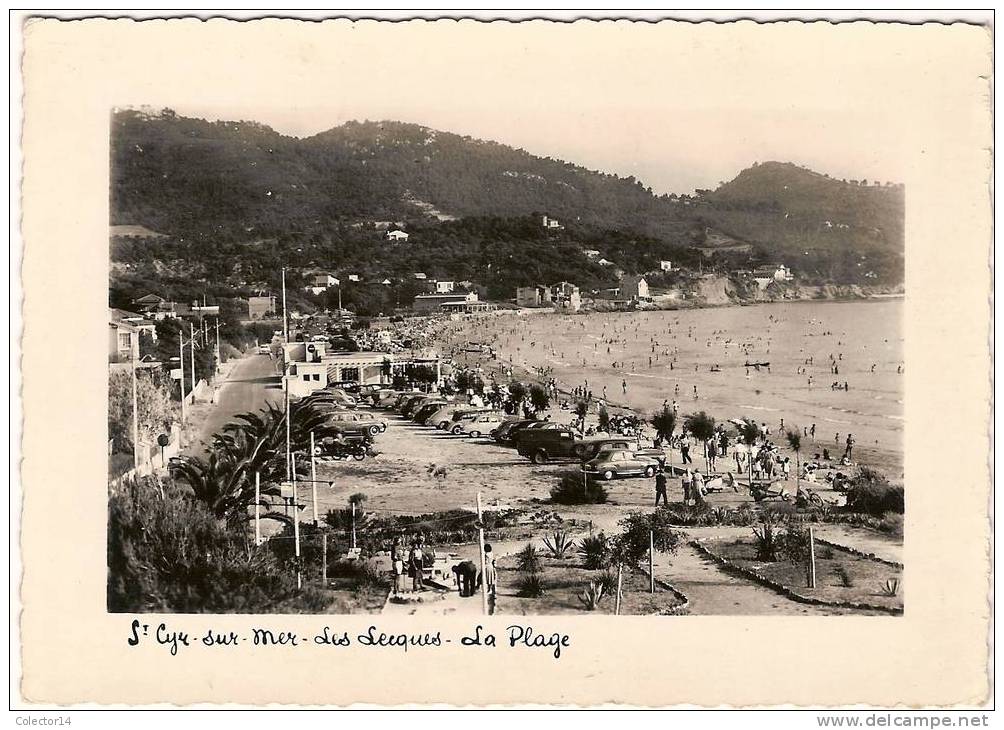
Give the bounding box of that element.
[483,544,497,598]
[843,433,855,461]
[409,541,425,592]
[654,469,669,507]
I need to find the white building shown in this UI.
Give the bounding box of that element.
[435,280,456,293]
[541,215,564,230]
[386,230,410,242]
[659,260,673,272]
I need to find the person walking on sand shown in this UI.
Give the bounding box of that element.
[680,433,694,464]
[654,469,669,507]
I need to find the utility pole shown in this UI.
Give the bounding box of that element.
[351,501,357,550]
[189,322,196,395]
[215,317,221,371]
[291,452,302,590]
[808,526,817,588]
[310,431,318,526]
[178,334,186,425]
[254,471,262,546]
[321,532,328,587]
[282,267,288,342]
[476,491,489,615]
[649,530,656,594]
[131,351,140,469]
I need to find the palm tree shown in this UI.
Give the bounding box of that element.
[683,411,716,471]
[786,429,802,490]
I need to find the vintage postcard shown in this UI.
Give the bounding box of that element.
[16,15,993,707]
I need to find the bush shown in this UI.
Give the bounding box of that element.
[878,512,904,537]
[597,569,619,595]
[578,533,612,570]
[550,471,609,505]
[516,543,542,573]
[846,468,904,516]
[779,523,810,564]
[752,519,782,562]
[542,530,574,559]
[578,582,605,610]
[107,476,322,613]
[516,573,546,598]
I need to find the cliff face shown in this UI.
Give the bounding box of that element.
[646,275,903,310]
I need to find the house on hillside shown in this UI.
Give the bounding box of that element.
[541,215,564,230]
[582,249,601,259]
[435,280,456,294]
[660,260,673,272]
[303,273,339,296]
[597,258,615,267]
[386,229,410,242]
[752,264,794,289]
[620,275,650,301]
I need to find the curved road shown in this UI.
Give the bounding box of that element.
[186,354,283,457]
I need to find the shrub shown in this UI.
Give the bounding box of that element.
[834,566,855,587]
[578,533,612,570]
[752,519,782,562]
[613,511,682,566]
[516,543,542,573]
[550,471,609,505]
[516,573,546,598]
[107,476,320,613]
[779,523,810,564]
[846,468,904,516]
[878,512,904,537]
[578,582,605,610]
[597,570,619,595]
[542,530,574,559]
[880,578,901,597]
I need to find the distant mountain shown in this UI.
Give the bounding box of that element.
[110,109,904,283]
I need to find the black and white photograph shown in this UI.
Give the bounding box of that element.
[106,37,907,621]
[15,12,992,710]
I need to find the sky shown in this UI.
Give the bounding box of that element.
[146,21,923,195]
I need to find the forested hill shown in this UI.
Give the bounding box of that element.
[111,109,904,283]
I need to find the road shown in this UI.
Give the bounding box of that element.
[186,354,283,457]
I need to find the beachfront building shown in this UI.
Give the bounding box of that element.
[517,282,580,311]
[413,291,479,314]
[752,264,794,289]
[282,340,441,397]
[552,281,581,311]
[620,275,651,301]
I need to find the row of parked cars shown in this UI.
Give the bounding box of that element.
[363,389,669,482]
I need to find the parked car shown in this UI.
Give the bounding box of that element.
[575,438,667,466]
[585,450,660,481]
[492,418,540,444]
[449,410,504,435]
[257,344,271,355]
[412,400,452,424]
[457,414,505,438]
[404,397,447,419]
[319,409,387,437]
[441,406,497,429]
[515,427,582,463]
